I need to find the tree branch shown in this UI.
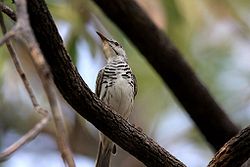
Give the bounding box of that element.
[0,8,49,161]
[27,0,187,166]
[0,9,37,107]
[0,2,16,21]
[0,0,75,165]
[208,126,250,167]
[92,0,239,150]
[14,0,76,166]
[0,107,49,162]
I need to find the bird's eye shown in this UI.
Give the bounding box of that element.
[114,42,119,46]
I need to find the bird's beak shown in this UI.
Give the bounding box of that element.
[96,31,115,60]
[96,31,110,42]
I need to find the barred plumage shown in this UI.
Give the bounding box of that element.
[95,32,137,167]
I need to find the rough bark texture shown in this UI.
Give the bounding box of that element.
[208,126,250,167]
[92,0,239,150]
[27,0,186,166]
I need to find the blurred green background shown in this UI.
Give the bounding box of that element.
[0,0,250,166]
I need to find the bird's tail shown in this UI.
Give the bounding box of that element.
[95,136,116,167]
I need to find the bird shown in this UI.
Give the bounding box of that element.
[95,31,137,167]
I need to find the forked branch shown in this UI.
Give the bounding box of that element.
[0,1,75,166]
[0,9,48,161]
[0,107,49,162]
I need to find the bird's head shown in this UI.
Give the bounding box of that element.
[97,31,127,63]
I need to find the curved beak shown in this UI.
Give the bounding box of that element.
[96,31,110,42]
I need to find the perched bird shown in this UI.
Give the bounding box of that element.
[95,32,137,167]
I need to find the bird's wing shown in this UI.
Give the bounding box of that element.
[96,69,104,98]
[132,73,138,98]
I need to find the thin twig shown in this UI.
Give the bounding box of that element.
[0,28,15,46]
[0,107,49,162]
[0,2,16,21]
[0,12,38,107]
[13,0,76,166]
[0,9,49,161]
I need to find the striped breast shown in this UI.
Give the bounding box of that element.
[100,60,135,119]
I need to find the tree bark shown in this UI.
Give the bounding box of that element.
[208,126,250,167]
[27,0,186,166]
[92,0,239,150]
